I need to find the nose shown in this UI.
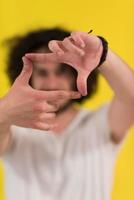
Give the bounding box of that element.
[45,73,61,90]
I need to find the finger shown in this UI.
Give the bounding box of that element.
[36,113,56,121]
[34,90,81,101]
[17,56,33,84]
[62,37,85,56]
[48,40,64,54]
[72,32,102,50]
[32,122,58,131]
[26,52,74,67]
[34,102,59,113]
[71,32,86,48]
[77,72,89,96]
[25,53,59,63]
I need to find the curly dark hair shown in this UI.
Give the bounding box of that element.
[6,27,99,104]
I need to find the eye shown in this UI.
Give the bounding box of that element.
[56,64,72,76]
[37,69,48,77]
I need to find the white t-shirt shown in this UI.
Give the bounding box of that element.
[1,104,120,200]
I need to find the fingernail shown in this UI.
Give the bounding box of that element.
[25,53,32,57]
[73,92,82,98]
[81,91,87,96]
[22,57,30,69]
[22,57,27,65]
[22,56,25,62]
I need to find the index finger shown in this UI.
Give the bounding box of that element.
[25,52,59,63]
[34,90,81,101]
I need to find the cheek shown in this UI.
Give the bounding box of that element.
[64,76,76,90]
[68,75,77,89]
[30,75,44,89]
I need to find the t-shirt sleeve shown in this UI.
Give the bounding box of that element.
[89,103,112,143]
[1,126,33,160]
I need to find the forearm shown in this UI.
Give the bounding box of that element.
[99,49,134,104]
[0,124,11,156]
[0,100,12,156]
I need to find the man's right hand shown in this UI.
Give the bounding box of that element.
[0,56,81,131]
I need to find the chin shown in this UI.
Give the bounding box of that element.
[56,100,73,114]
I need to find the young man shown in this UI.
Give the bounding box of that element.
[0,28,134,200]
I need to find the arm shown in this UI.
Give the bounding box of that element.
[99,49,134,142]
[59,34,134,142]
[0,113,11,155]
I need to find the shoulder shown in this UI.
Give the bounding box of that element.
[2,126,47,159]
[78,103,111,126]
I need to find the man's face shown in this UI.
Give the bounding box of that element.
[31,47,76,112]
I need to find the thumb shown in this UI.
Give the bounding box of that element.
[18,56,33,84]
[77,72,88,96]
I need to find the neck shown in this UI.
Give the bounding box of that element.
[52,104,78,133]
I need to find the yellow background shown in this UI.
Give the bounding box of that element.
[112,127,134,200]
[0,0,133,199]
